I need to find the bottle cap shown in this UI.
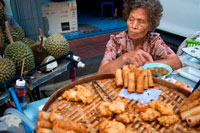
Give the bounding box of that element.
[16,79,26,86]
[77,61,85,68]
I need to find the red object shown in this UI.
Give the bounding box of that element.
[69,66,76,81]
[174,81,185,88]
[135,102,149,112]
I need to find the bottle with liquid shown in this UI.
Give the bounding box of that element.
[14,79,27,108]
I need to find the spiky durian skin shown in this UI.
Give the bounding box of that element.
[44,33,69,58]
[4,41,35,73]
[4,26,25,43]
[20,38,35,47]
[0,58,16,83]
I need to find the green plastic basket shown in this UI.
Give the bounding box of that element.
[186,38,200,47]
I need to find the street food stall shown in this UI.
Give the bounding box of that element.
[0,0,200,132]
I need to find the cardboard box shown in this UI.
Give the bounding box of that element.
[41,1,78,35]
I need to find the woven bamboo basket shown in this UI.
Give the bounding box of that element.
[42,74,199,132]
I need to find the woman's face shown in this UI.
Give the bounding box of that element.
[127,8,150,40]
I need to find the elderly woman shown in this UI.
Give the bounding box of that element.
[98,0,182,74]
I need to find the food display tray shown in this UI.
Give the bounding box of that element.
[42,74,199,132]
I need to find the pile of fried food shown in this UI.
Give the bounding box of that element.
[179,89,200,127]
[58,85,94,104]
[97,98,179,132]
[36,111,87,133]
[115,64,154,93]
[140,100,179,127]
[98,98,134,133]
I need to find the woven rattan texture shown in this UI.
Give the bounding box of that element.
[46,78,197,132]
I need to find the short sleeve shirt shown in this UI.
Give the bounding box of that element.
[103,30,174,62]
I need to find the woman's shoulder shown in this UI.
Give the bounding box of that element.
[110,30,128,40]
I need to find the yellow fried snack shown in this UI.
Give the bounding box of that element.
[149,100,174,115]
[76,85,94,104]
[98,102,113,117]
[109,100,127,114]
[157,115,179,127]
[62,89,79,101]
[36,128,52,133]
[62,85,94,104]
[115,68,123,86]
[37,120,52,129]
[115,112,134,124]
[38,110,50,121]
[140,108,161,121]
[99,120,126,133]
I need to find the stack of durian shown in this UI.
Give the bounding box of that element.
[0,4,69,91]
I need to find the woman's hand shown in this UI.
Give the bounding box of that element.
[122,49,153,67]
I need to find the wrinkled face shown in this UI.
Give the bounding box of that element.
[126,8,150,40]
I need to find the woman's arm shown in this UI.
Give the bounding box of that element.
[154,53,182,70]
[98,56,125,75]
[98,49,153,74]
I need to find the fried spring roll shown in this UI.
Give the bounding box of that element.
[136,72,144,93]
[180,98,200,112]
[135,67,144,78]
[115,69,123,86]
[127,72,135,93]
[129,64,136,72]
[181,105,200,120]
[184,89,200,105]
[123,69,130,88]
[64,119,87,133]
[50,112,63,122]
[37,120,52,129]
[38,110,50,121]
[122,65,129,70]
[186,114,200,127]
[36,128,52,133]
[143,70,148,89]
[147,69,154,87]
[52,127,67,133]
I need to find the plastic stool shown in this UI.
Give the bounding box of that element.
[101,1,114,17]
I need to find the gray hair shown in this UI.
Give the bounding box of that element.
[123,0,163,31]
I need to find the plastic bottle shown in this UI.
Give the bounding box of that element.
[14,79,27,108]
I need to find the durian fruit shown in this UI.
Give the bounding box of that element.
[4,41,35,73]
[4,26,25,43]
[0,58,16,83]
[20,38,35,47]
[40,55,58,72]
[44,33,69,58]
[31,35,48,66]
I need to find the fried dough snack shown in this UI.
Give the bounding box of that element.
[157,115,179,127]
[140,108,161,121]
[62,89,79,102]
[76,85,94,104]
[36,128,52,133]
[115,112,134,124]
[52,127,77,133]
[149,100,174,115]
[109,100,127,114]
[99,120,126,133]
[97,99,127,116]
[98,102,113,117]
[37,111,87,133]
[62,85,94,104]
[38,110,50,121]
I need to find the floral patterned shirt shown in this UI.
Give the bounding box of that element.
[103,30,174,62]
